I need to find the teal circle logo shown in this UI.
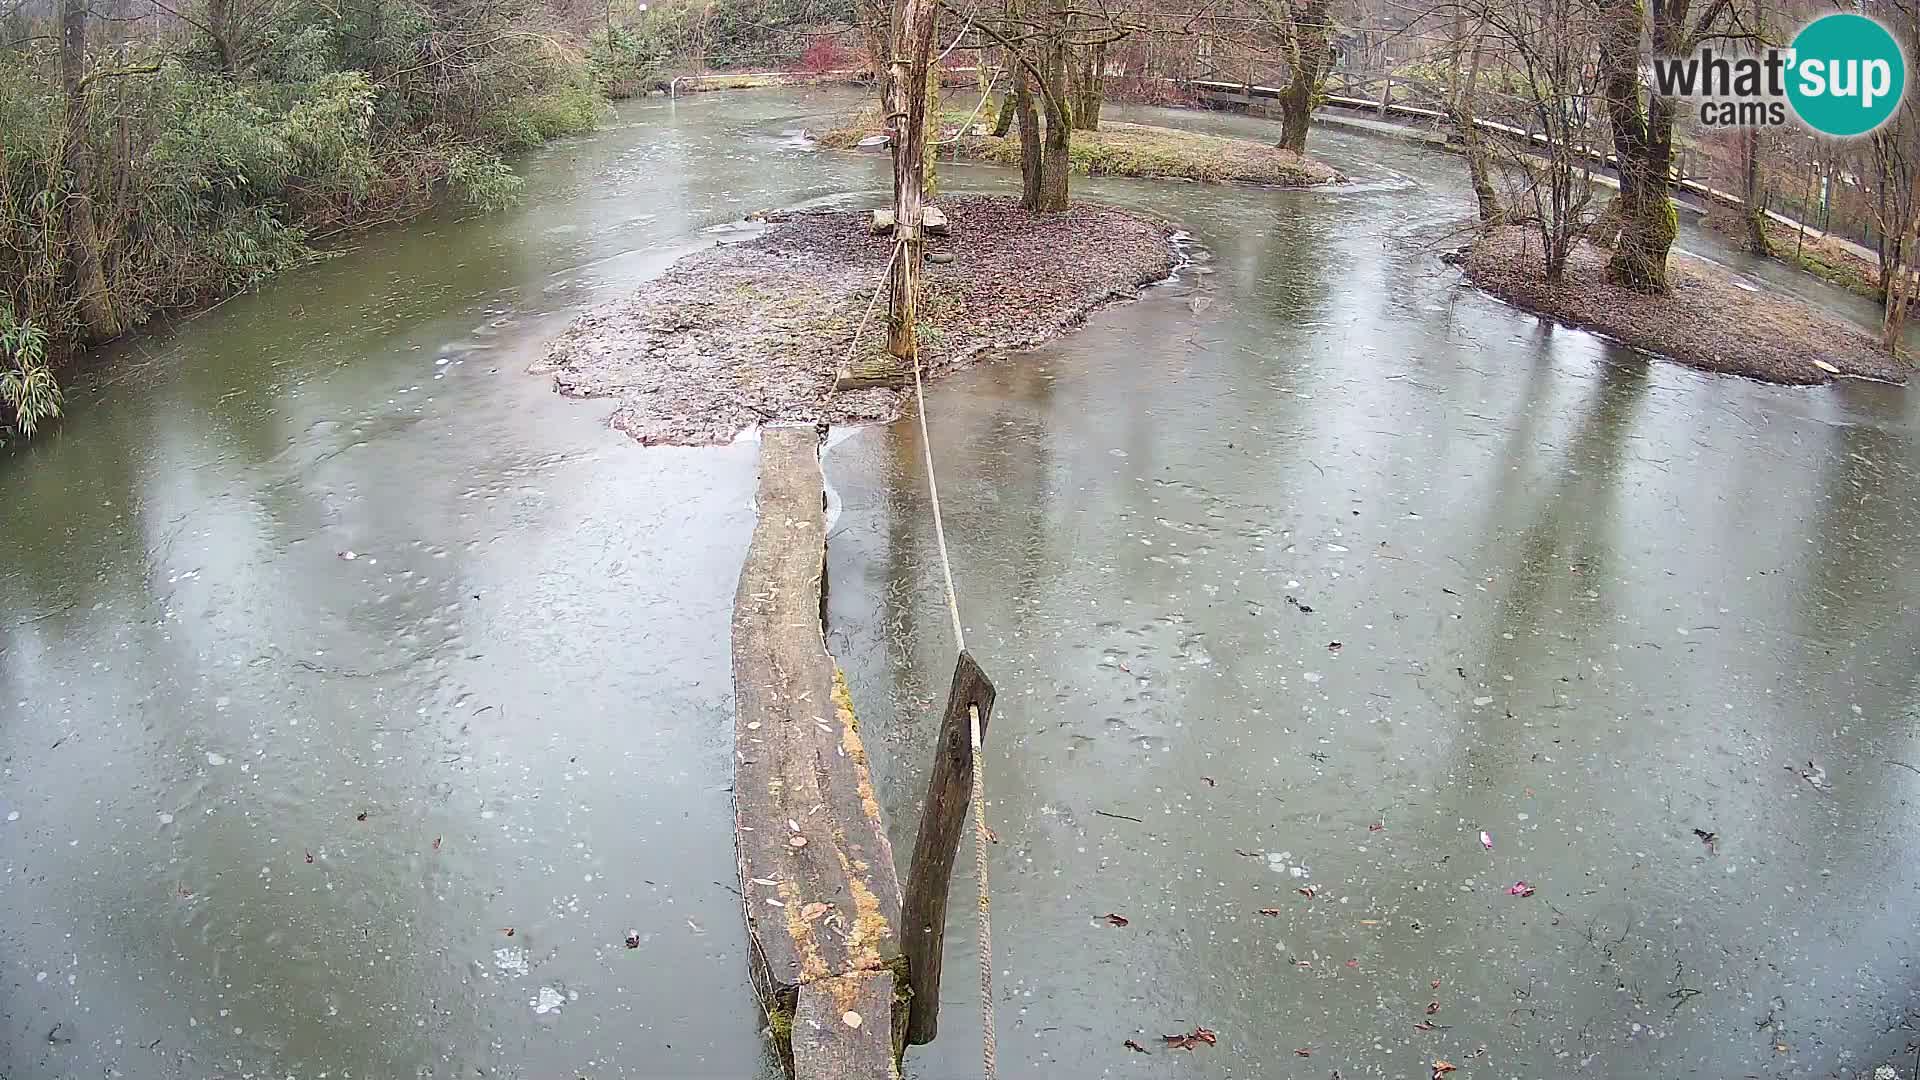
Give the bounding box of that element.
[1787,13,1906,137]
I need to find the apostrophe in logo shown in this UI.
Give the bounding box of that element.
[1786,13,1905,137]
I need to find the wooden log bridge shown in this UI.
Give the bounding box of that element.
[732,424,907,1078]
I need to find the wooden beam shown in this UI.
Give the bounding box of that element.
[732,425,908,1077]
[900,650,996,1045]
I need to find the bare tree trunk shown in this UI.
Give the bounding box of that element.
[1036,23,1071,211]
[1883,171,1920,350]
[1449,16,1500,223]
[992,90,1015,136]
[1012,60,1043,208]
[1597,0,1674,291]
[1742,127,1770,255]
[884,0,938,367]
[206,0,237,73]
[1072,40,1103,130]
[1276,0,1331,153]
[61,0,118,342]
[861,4,890,110]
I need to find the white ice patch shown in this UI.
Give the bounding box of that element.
[494,947,529,978]
[532,986,565,1014]
[206,752,227,766]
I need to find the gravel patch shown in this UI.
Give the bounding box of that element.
[1466,226,1910,385]
[532,195,1178,445]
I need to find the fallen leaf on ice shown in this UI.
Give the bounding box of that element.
[1507,881,1536,897]
[1426,1001,1442,1015]
[1123,1039,1149,1054]
[1297,885,1317,898]
[1432,1060,1457,1078]
[1102,913,1130,927]
[1295,1047,1313,1056]
[1479,831,1493,850]
[1258,907,1282,916]
[1162,1027,1217,1050]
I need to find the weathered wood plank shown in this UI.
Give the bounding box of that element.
[793,972,901,1080]
[732,424,907,1078]
[900,650,996,1045]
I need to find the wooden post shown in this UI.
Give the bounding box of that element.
[900,650,996,1046]
[885,0,938,369]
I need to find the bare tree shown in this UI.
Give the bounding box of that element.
[1266,0,1331,152]
[61,0,118,341]
[1594,0,1747,292]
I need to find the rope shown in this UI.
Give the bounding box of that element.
[910,311,995,1080]
[820,237,907,408]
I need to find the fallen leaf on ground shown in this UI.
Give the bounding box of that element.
[1258,907,1282,916]
[1123,1039,1149,1054]
[802,902,832,921]
[985,826,999,843]
[1432,1060,1457,1078]
[1426,1001,1442,1015]
[1102,913,1130,927]
[1507,881,1536,897]
[1162,1027,1217,1050]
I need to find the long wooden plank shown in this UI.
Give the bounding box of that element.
[732,424,906,1077]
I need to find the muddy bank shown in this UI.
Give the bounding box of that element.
[533,195,1178,444]
[1465,226,1910,385]
[818,112,1342,187]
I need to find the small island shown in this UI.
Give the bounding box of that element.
[1466,226,1909,385]
[818,110,1343,188]
[533,195,1177,445]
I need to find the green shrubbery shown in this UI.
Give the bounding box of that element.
[0,0,609,437]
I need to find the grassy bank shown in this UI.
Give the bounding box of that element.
[817,109,1342,187]
[0,8,671,439]
[1465,225,1909,385]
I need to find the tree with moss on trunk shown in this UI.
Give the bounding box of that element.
[1594,0,1748,292]
[1266,0,1331,153]
[1445,7,1501,224]
[60,0,119,343]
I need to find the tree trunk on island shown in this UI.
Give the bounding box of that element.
[1012,63,1043,209]
[1276,0,1331,154]
[1597,0,1696,292]
[884,0,939,369]
[61,0,119,343]
[1036,26,1072,211]
[1449,15,1500,224]
[1072,40,1103,130]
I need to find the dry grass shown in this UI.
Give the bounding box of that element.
[817,112,1342,187]
[1466,225,1910,385]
